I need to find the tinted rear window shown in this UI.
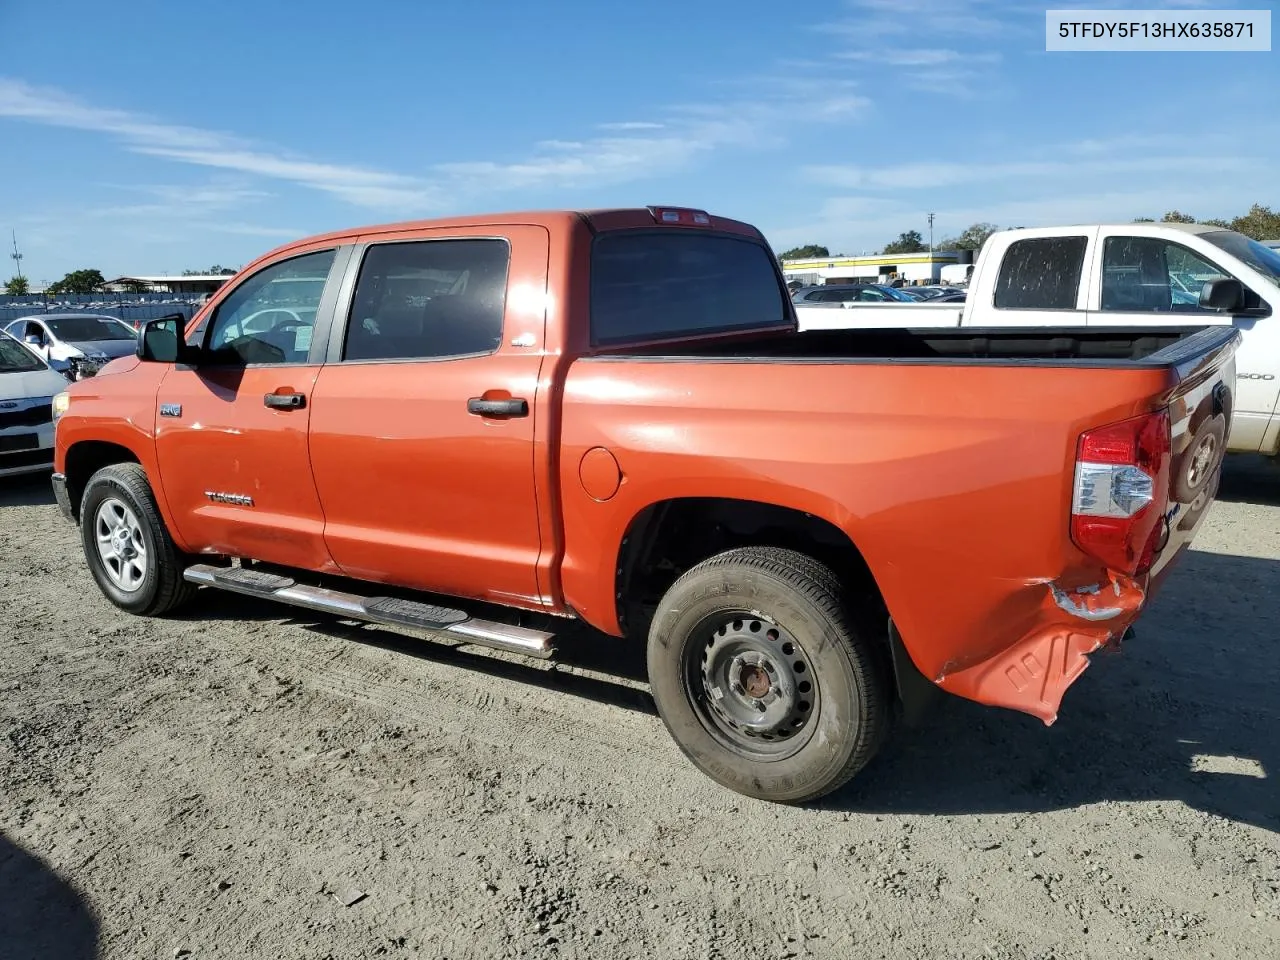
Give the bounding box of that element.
[590,231,786,345]
[993,236,1087,310]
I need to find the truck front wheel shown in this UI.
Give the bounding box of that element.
[80,463,197,617]
[646,546,890,804]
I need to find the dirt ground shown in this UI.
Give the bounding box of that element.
[1,460,1277,960]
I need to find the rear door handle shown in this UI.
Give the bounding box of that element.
[467,396,528,418]
[264,391,306,410]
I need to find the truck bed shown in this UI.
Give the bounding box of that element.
[607,324,1232,367]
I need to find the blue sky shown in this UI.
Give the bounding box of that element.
[0,0,1275,282]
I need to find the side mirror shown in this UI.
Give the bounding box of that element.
[1199,277,1244,312]
[137,314,188,363]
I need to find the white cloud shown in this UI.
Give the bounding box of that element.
[597,121,665,131]
[803,152,1262,191]
[0,75,871,216]
[0,78,436,211]
[768,143,1271,255]
[817,0,1033,39]
[835,48,1001,67]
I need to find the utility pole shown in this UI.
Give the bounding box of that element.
[927,213,936,281]
[10,230,25,283]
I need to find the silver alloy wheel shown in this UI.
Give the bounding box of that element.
[93,496,148,592]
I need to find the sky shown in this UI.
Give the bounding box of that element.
[0,0,1275,282]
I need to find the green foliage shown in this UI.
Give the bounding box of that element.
[778,245,830,260]
[881,230,926,254]
[4,276,30,295]
[45,269,105,295]
[182,265,238,276]
[937,222,998,251]
[1228,204,1280,241]
[1130,205,1279,240]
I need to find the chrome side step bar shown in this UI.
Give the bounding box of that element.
[182,563,555,660]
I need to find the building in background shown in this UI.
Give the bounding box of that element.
[780,249,975,286]
[102,274,235,296]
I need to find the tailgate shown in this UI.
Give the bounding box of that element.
[1146,325,1240,587]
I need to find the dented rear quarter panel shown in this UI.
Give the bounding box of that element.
[557,353,1211,717]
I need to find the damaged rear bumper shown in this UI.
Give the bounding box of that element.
[934,572,1146,725]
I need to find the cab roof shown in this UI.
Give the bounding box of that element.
[248,206,765,270]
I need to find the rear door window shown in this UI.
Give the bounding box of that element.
[993,236,1088,310]
[341,238,509,362]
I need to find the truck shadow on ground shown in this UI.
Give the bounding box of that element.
[0,473,56,508]
[182,549,1278,835]
[178,589,656,717]
[828,547,1279,834]
[1215,454,1280,507]
[0,833,98,960]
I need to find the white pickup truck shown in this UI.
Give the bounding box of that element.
[796,222,1280,458]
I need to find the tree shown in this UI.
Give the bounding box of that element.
[937,222,998,251]
[881,230,926,255]
[1229,204,1280,241]
[778,245,830,260]
[45,269,105,296]
[183,264,238,276]
[1133,216,1155,222]
[4,276,29,296]
[1161,210,1197,223]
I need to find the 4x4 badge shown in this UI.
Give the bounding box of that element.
[160,403,182,418]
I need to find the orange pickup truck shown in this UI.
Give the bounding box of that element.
[50,206,1238,803]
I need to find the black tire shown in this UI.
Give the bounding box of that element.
[79,463,197,616]
[646,546,890,804]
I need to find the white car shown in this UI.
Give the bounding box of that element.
[0,330,70,478]
[2,313,140,378]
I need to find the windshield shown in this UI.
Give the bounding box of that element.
[46,316,136,342]
[0,335,47,373]
[1200,231,1280,284]
[590,230,787,345]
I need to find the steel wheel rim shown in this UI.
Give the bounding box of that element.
[94,497,148,592]
[683,613,820,761]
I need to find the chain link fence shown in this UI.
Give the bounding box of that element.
[0,293,206,327]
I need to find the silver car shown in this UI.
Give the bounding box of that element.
[2,313,139,377]
[0,330,69,478]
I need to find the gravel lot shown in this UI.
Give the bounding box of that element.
[1,459,1277,960]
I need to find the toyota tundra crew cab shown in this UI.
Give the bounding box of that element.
[798,221,1280,460]
[49,206,1239,803]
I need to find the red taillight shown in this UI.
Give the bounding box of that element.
[1070,410,1170,576]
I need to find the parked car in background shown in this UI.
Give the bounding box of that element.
[790,283,918,306]
[0,329,66,478]
[50,204,1238,803]
[3,313,140,378]
[796,222,1280,461]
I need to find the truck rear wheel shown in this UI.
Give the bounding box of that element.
[646,546,890,803]
[80,463,197,617]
